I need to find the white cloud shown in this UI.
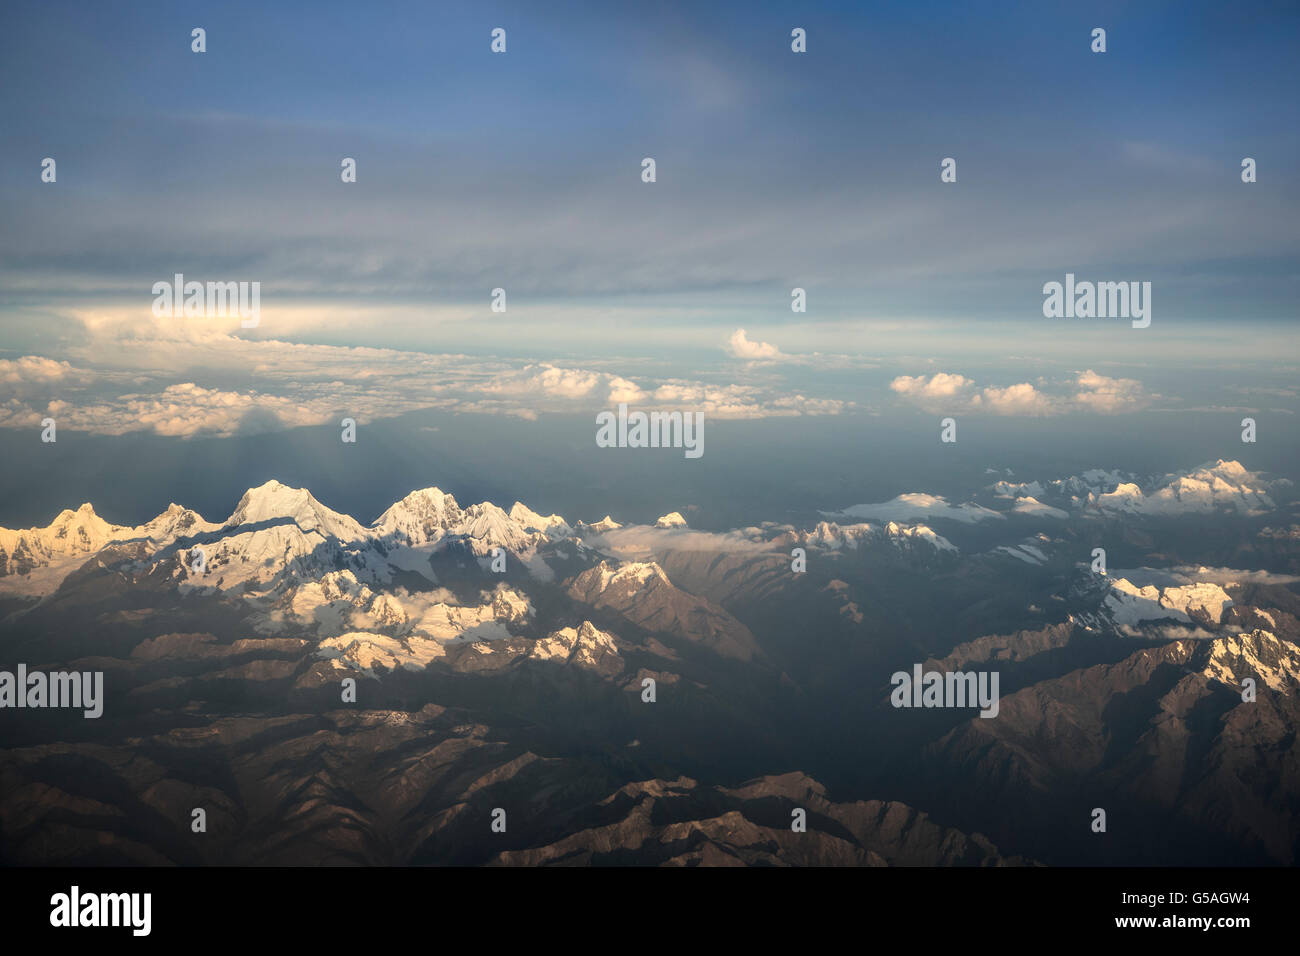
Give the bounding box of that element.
[890,372,973,400]
[0,356,89,387]
[0,314,849,437]
[482,364,601,399]
[975,382,1053,415]
[1072,369,1150,413]
[891,369,1150,415]
[77,383,339,437]
[726,328,784,361]
[607,376,648,404]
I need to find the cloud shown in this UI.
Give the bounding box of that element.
[890,369,1151,415]
[890,372,975,400]
[975,382,1053,415]
[0,356,89,388]
[606,376,648,404]
[482,364,601,400]
[1072,369,1150,413]
[726,328,784,361]
[0,314,849,437]
[591,525,777,561]
[77,383,338,438]
[644,380,846,418]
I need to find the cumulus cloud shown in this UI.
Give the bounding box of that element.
[1072,369,1150,413]
[726,328,784,361]
[890,369,1150,415]
[890,372,974,400]
[482,364,601,399]
[76,383,339,437]
[607,376,648,404]
[974,382,1053,415]
[0,356,89,388]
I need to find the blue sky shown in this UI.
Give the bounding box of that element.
[0,0,1296,441]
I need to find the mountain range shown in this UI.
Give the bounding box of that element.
[1,460,1296,865]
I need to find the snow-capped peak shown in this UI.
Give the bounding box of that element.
[226,480,368,540]
[0,502,127,575]
[137,504,221,544]
[655,511,687,529]
[372,487,465,545]
[508,502,573,538]
[529,621,621,668]
[48,502,116,539]
[578,560,671,596]
[1098,577,1234,632]
[828,493,1003,525]
[1199,629,1300,692]
[1091,460,1276,516]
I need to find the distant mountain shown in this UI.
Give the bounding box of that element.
[1,464,1296,866]
[567,560,761,661]
[918,628,1300,864]
[991,459,1282,518]
[491,773,1026,866]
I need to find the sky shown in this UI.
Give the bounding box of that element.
[0,0,1296,501]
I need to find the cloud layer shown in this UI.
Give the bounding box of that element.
[0,311,849,437]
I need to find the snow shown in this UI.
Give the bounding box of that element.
[527,622,620,667]
[1201,630,1300,691]
[225,480,368,541]
[829,493,1004,525]
[508,502,573,538]
[994,545,1046,565]
[984,462,1275,519]
[136,504,222,543]
[371,487,464,545]
[1103,579,1191,628]
[317,631,449,674]
[802,521,876,549]
[1012,496,1069,519]
[0,501,221,597]
[655,512,688,529]
[593,560,670,594]
[796,519,956,553]
[1101,578,1232,630]
[1095,482,1145,510]
[1091,460,1276,516]
[992,480,1045,499]
[320,617,619,676]
[374,489,564,557]
[1161,582,1234,623]
[0,503,125,572]
[0,481,573,598]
